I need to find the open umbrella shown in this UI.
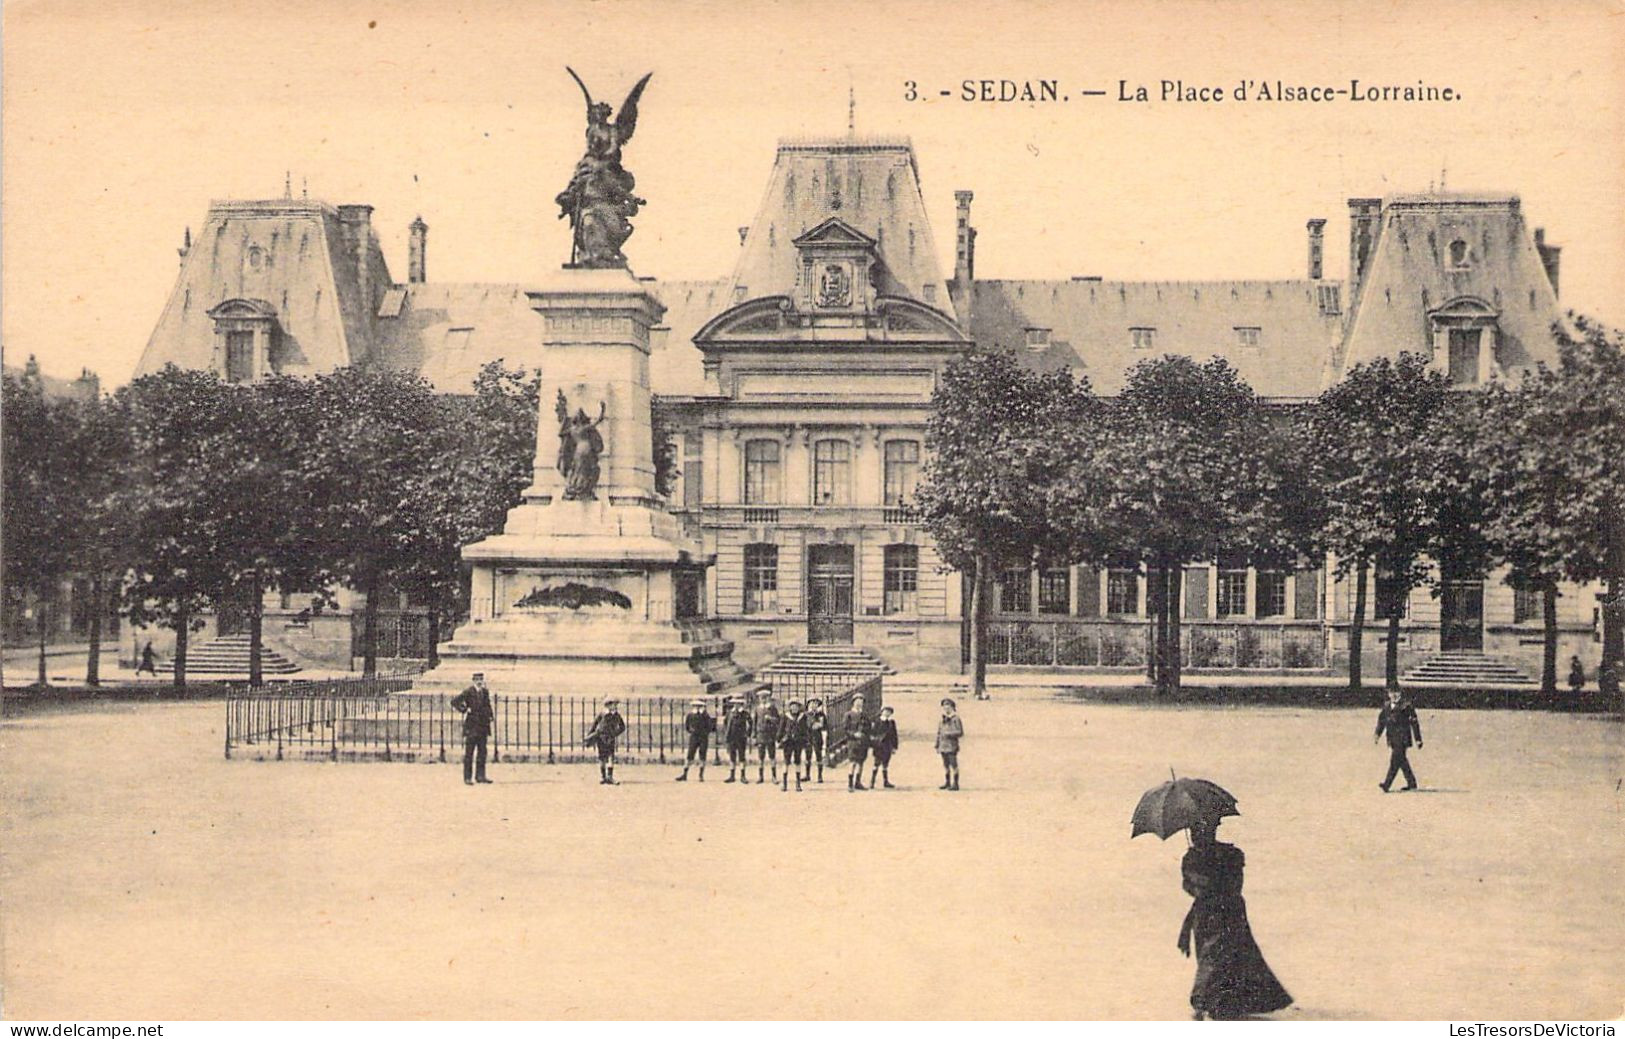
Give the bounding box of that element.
[1131,776,1239,839]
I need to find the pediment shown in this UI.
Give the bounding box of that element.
[207,298,278,320]
[1429,295,1499,320]
[792,217,877,250]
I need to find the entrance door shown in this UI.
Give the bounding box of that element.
[1440,580,1484,651]
[807,545,854,644]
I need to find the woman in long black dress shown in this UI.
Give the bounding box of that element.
[1177,818,1293,1020]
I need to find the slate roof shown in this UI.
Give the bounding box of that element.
[967,278,1344,397]
[648,279,729,396]
[373,282,540,392]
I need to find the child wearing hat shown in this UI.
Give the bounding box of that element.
[722,696,754,784]
[778,700,809,792]
[844,693,872,791]
[584,697,628,785]
[803,697,828,783]
[935,698,963,791]
[676,698,716,782]
[869,705,899,789]
[753,694,785,784]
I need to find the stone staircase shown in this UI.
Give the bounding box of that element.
[760,644,895,678]
[158,633,304,676]
[1401,651,1536,688]
[679,622,762,699]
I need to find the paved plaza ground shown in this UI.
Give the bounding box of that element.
[2,691,1620,1020]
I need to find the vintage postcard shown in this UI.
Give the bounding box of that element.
[2,0,1621,1025]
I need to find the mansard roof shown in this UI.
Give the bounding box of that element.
[372,282,540,392]
[968,278,1344,398]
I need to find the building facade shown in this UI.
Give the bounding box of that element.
[132,137,1601,681]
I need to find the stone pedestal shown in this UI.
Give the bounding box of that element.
[412,267,753,700]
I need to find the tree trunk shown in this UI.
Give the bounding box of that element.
[970,554,988,699]
[362,571,380,678]
[1540,584,1559,695]
[36,594,49,687]
[427,610,441,669]
[173,607,189,690]
[86,572,103,687]
[1168,566,1184,691]
[1385,612,1401,690]
[1146,563,1162,688]
[1601,574,1623,701]
[1349,561,1368,691]
[248,572,264,689]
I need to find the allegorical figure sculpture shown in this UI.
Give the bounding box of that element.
[555,67,652,268]
[555,390,608,500]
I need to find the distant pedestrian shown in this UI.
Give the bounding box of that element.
[804,697,828,783]
[935,698,962,791]
[449,672,495,786]
[136,641,157,676]
[723,696,753,784]
[1374,687,1423,792]
[675,698,715,782]
[753,694,784,784]
[1178,817,1293,1020]
[1568,655,1586,692]
[779,700,809,792]
[844,693,872,791]
[585,697,627,785]
[869,705,899,789]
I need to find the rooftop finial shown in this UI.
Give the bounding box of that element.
[847,79,856,137]
[302,176,308,199]
[1439,160,1448,193]
[284,170,292,199]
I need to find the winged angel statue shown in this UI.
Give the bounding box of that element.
[555,68,652,268]
[555,390,608,500]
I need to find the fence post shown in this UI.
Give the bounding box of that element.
[224,697,233,760]
[492,695,502,764]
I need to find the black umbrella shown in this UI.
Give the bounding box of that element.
[1131,776,1239,840]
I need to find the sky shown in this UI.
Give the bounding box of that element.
[4,0,1622,386]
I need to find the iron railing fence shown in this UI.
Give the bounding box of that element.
[985,620,1327,670]
[224,672,884,765]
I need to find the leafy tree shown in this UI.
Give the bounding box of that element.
[917,349,1092,699]
[2,368,74,685]
[1097,356,1275,693]
[1305,353,1453,690]
[56,389,132,686]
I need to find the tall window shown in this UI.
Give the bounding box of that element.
[883,545,918,614]
[1513,585,1541,625]
[1106,567,1139,616]
[813,439,852,504]
[1038,567,1070,614]
[1374,569,1408,619]
[999,567,1031,614]
[1217,565,1249,618]
[743,544,778,614]
[1255,570,1287,618]
[743,439,781,504]
[883,440,921,505]
[225,330,254,383]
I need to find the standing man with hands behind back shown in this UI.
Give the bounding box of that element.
[450,672,496,786]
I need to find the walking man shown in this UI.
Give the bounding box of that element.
[844,693,872,791]
[935,697,962,791]
[449,672,495,786]
[779,699,809,792]
[676,698,716,782]
[754,693,784,784]
[585,697,628,785]
[723,696,753,784]
[1374,687,1423,792]
[869,704,899,789]
[136,641,158,676]
[804,697,828,783]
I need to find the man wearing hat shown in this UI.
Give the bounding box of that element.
[753,693,785,784]
[803,697,828,783]
[584,697,628,785]
[722,695,754,783]
[935,698,963,791]
[449,672,495,786]
[778,699,809,792]
[676,698,716,782]
[843,693,872,791]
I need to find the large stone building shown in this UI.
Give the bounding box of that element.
[133,134,1600,683]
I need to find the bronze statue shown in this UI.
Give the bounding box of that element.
[555,390,608,500]
[555,68,652,268]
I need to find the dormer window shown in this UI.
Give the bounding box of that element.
[206,298,278,384]
[1429,296,1500,387]
[1025,327,1051,352]
[1234,327,1261,350]
[1448,239,1471,269]
[1130,327,1156,351]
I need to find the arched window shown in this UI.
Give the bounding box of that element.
[743,439,781,504]
[813,439,852,504]
[1448,239,1470,269]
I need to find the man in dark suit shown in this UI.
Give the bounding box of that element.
[450,672,495,786]
[1374,687,1423,792]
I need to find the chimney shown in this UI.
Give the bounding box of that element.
[408,215,428,284]
[738,226,749,247]
[1534,227,1561,298]
[954,190,976,285]
[1347,198,1382,307]
[337,204,376,312]
[1306,218,1326,280]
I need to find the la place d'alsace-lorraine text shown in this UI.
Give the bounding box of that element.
[910,78,1461,104]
